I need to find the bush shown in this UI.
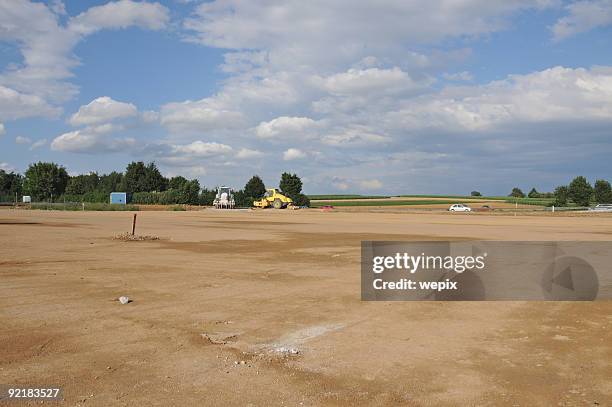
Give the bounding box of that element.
[470,191,482,197]
[30,202,138,211]
[293,193,310,207]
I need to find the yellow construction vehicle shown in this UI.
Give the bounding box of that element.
[253,188,293,209]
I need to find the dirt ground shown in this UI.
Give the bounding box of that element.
[1,208,611,406]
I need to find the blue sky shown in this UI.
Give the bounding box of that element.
[1,0,612,195]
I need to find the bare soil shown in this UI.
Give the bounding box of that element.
[1,208,611,406]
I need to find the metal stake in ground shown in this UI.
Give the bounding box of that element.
[132,214,137,236]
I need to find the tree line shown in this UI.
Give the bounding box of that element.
[0,161,309,207]
[507,176,612,207]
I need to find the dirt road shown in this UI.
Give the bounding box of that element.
[1,209,611,406]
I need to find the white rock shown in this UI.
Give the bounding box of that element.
[119,296,130,304]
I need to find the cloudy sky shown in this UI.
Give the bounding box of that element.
[1,0,612,194]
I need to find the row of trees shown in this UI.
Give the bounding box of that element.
[0,161,309,207]
[508,187,554,199]
[507,176,612,207]
[552,177,612,207]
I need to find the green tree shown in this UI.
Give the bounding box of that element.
[593,179,612,204]
[509,187,525,198]
[124,162,167,193]
[553,185,569,206]
[528,188,540,198]
[470,191,481,197]
[553,186,568,206]
[199,188,216,206]
[168,176,188,190]
[244,175,266,199]
[98,171,124,193]
[179,179,200,204]
[279,172,310,207]
[279,172,303,198]
[65,173,100,195]
[568,176,593,206]
[23,162,69,201]
[0,170,23,199]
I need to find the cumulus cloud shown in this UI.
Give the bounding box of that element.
[184,0,555,66]
[69,97,138,126]
[51,125,135,153]
[169,141,232,158]
[283,148,307,161]
[552,0,612,40]
[256,116,318,139]
[68,0,169,36]
[236,148,264,159]
[160,98,244,133]
[0,0,169,123]
[385,66,612,131]
[0,85,60,121]
[147,141,233,167]
[317,67,424,96]
[322,125,390,146]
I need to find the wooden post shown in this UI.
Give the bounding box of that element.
[132,213,137,236]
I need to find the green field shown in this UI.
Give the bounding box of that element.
[310,199,467,207]
[310,195,553,207]
[308,194,390,200]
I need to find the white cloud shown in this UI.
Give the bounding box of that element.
[30,138,47,150]
[68,0,169,36]
[236,148,264,159]
[0,0,169,123]
[256,116,318,139]
[318,67,423,96]
[283,148,306,161]
[160,98,244,132]
[169,141,233,158]
[184,1,555,64]
[15,136,31,144]
[386,66,612,131]
[69,96,138,126]
[359,179,383,190]
[0,123,4,135]
[0,85,60,121]
[322,125,390,146]
[51,125,135,153]
[552,0,612,41]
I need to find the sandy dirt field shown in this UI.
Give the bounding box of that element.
[1,208,611,406]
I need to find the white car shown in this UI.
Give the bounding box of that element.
[449,204,471,212]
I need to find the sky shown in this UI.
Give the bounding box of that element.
[1,0,612,195]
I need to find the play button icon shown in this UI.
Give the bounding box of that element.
[541,256,598,300]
